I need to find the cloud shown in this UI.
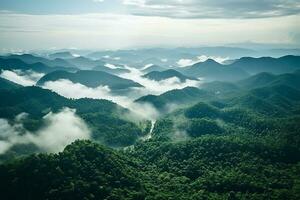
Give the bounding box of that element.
[119,65,201,95]
[0,69,44,86]
[0,108,91,154]
[177,55,229,67]
[123,0,300,19]
[176,59,195,67]
[0,12,298,50]
[42,79,160,120]
[40,65,201,120]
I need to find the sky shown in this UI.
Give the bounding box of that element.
[0,0,300,51]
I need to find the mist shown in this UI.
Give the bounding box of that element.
[119,65,202,95]
[0,69,44,86]
[40,65,202,120]
[0,108,91,154]
[177,55,229,67]
[42,79,160,121]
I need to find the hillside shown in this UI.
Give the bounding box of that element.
[0,140,144,200]
[48,51,75,59]
[230,55,300,74]
[238,70,300,90]
[0,77,22,90]
[0,58,77,73]
[66,56,105,69]
[0,86,146,158]
[136,87,214,111]
[143,69,197,82]
[4,54,76,69]
[93,65,130,75]
[37,70,143,89]
[181,59,249,81]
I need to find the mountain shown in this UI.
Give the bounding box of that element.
[180,55,300,82]
[181,59,249,81]
[0,140,144,200]
[136,87,213,111]
[48,51,75,59]
[37,70,143,90]
[238,70,300,90]
[4,54,76,68]
[230,55,300,75]
[201,81,241,95]
[0,77,22,90]
[67,56,105,69]
[0,58,77,73]
[0,86,146,151]
[93,65,130,75]
[143,69,198,82]
[224,84,300,117]
[142,65,166,73]
[238,72,276,89]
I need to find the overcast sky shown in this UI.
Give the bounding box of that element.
[0,0,299,51]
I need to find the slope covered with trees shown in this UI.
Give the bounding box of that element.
[37,70,143,90]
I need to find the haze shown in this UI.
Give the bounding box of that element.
[0,0,300,52]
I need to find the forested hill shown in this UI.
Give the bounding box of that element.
[37,70,143,90]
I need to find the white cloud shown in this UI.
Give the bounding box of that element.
[119,65,201,95]
[0,108,91,154]
[176,59,195,67]
[40,65,201,120]
[0,70,44,86]
[42,79,159,120]
[177,55,229,67]
[0,12,298,50]
[123,0,300,19]
[196,55,229,64]
[104,63,118,69]
[141,63,153,70]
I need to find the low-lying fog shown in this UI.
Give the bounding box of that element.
[0,64,203,120]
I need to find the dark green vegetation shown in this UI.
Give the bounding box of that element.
[0,86,147,160]
[37,70,142,89]
[0,140,145,200]
[142,69,197,82]
[180,59,250,81]
[0,77,21,90]
[0,54,300,199]
[136,87,213,112]
[137,70,300,113]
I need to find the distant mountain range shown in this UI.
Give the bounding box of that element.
[0,57,77,73]
[3,54,77,69]
[179,59,249,81]
[179,55,300,81]
[48,51,75,59]
[230,55,300,74]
